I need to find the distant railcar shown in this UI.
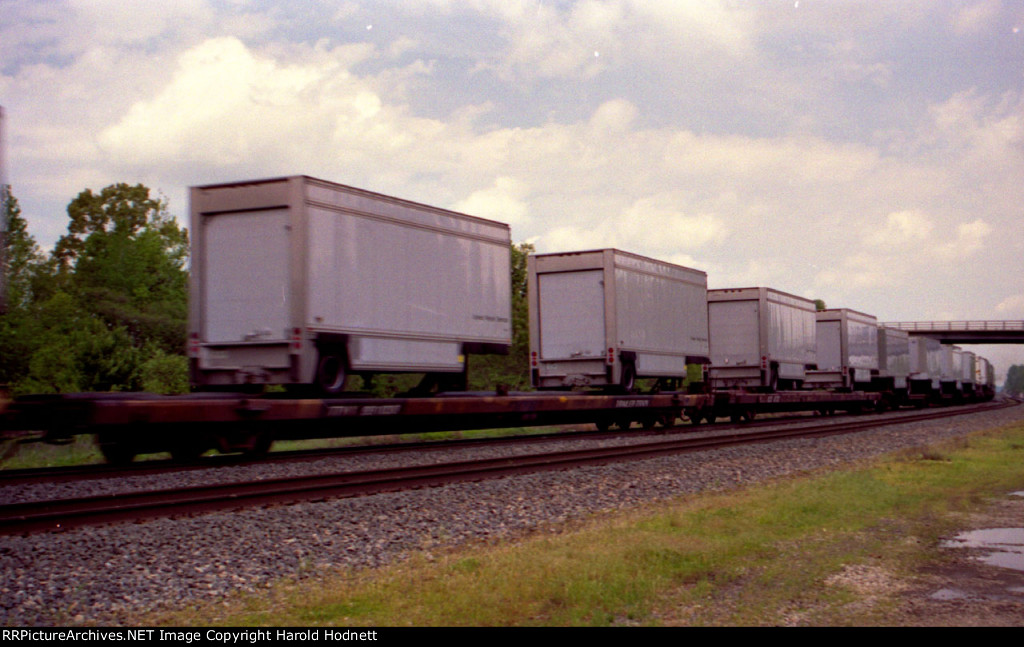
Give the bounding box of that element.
[805,308,879,390]
[873,326,912,406]
[908,336,943,400]
[707,287,817,391]
[527,249,709,392]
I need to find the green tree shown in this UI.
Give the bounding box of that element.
[1,184,189,394]
[468,241,534,391]
[814,299,827,311]
[1004,365,1024,396]
[55,183,189,355]
[0,188,59,385]
[1,188,55,311]
[15,291,141,394]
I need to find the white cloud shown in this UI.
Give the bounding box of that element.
[618,195,727,250]
[418,0,755,81]
[951,0,1003,37]
[996,294,1024,317]
[864,210,934,248]
[935,219,993,260]
[814,253,892,293]
[454,177,531,227]
[96,37,397,168]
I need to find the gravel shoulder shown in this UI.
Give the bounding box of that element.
[2,403,1022,626]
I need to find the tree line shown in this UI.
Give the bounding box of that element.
[0,184,533,396]
[1,184,189,395]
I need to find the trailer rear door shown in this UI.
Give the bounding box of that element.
[537,270,606,359]
[202,210,290,343]
[709,299,760,365]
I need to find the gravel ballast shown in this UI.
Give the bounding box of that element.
[2,403,1022,626]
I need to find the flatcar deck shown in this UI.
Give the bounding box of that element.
[1,389,884,462]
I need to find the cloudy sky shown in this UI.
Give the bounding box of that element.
[2,0,1023,378]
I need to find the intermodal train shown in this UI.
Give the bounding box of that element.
[188,175,995,403]
[1,175,998,462]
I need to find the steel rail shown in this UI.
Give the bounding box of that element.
[0,423,696,487]
[0,399,1015,536]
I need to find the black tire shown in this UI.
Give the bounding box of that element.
[620,363,636,394]
[316,353,347,395]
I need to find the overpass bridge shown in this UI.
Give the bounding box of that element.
[880,321,1024,344]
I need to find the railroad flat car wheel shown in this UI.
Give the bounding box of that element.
[97,434,136,465]
[170,441,206,462]
[247,431,274,456]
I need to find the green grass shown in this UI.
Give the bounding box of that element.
[0,434,106,468]
[139,420,1024,627]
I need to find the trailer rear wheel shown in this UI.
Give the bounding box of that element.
[316,353,347,395]
[620,363,636,394]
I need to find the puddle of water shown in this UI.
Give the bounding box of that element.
[1012,491,1024,498]
[929,587,970,601]
[942,528,1024,572]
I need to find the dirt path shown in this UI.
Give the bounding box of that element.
[889,492,1024,626]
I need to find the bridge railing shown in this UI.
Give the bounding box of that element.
[881,321,1024,332]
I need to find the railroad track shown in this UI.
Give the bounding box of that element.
[0,408,837,487]
[0,399,1016,536]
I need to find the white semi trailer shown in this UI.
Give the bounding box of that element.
[527,249,709,392]
[707,287,817,391]
[805,308,879,390]
[909,336,943,395]
[188,176,512,393]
